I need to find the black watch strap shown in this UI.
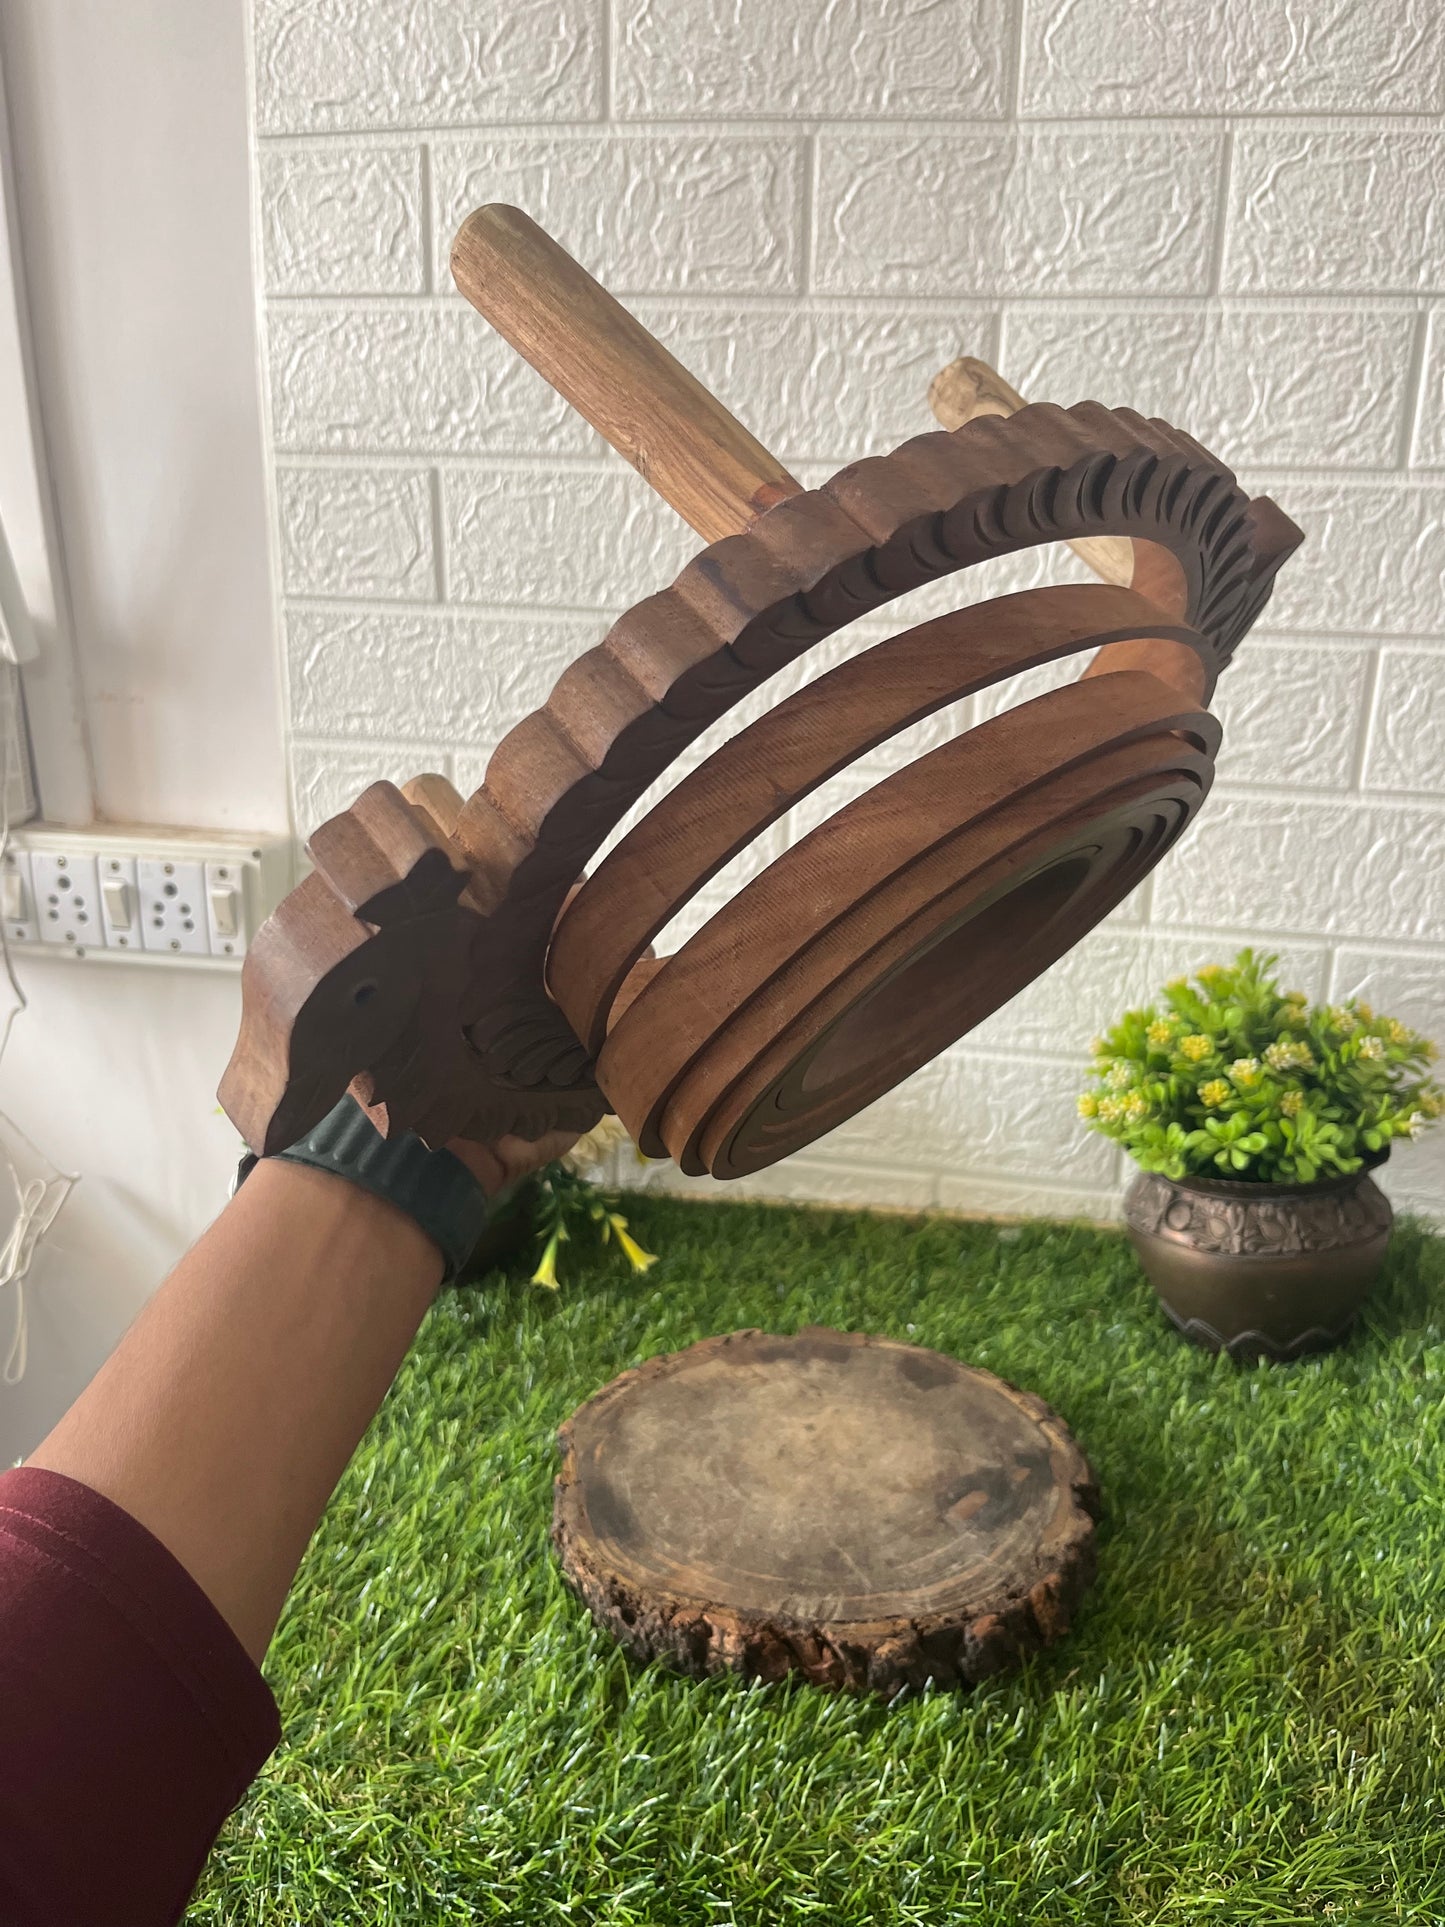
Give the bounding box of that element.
[234,1095,490,1285]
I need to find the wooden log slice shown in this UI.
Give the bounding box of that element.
[552,1327,1099,1695]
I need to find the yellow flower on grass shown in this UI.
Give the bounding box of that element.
[1230,1057,1261,1088]
[1180,1034,1213,1062]
[531,1230,563,1290]
[1107,1062,1133,1090]
[1279,1090,1304,1117]
[606,1212,657,1274]
[1199,1079,1231,1108]
[1359,1035,1386,1061]
[1385,1019,1411,1045]
[1122,1091,1150,1122]
[1077,1092,1099,1119]
[1097,1096,1126,1124]
[1146,1019,1176,1049]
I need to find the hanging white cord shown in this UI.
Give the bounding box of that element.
[0,671,78,1383]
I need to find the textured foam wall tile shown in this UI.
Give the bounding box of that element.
[1226,132,1445,295]
[269,307,598,456]
[1363,650,1445,792]
[254,0,601,132]
[1247,481,1445,637]
[290,741,453,837]
[1020,0,1445,116]
[432,136,804,295]
[253,1,1445,1215]
[824,1050,1120,1186]
[444,462,696,610]
[260,147,426,295]
[286,608,599,744]
[1153,796,1445,947]
[630,302,997,467]
[1331,944,1445,1046]
[815,129,1223,297]
[1004,308,1417,469]
[1211,643,1372,792]
[1413,310,1445,467]
[615,0,1014,120]
[277,466,437,600]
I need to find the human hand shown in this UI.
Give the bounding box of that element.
[444,1128,581,1197]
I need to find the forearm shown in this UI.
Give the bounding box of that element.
[26,1158,444,1663]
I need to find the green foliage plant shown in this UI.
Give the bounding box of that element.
[1078,949,1442,1184]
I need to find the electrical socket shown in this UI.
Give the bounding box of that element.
[32,849,101,950]
[138,856,208,956]
[5,825,291,967]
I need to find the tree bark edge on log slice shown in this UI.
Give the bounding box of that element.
[552,1327,1100,1697]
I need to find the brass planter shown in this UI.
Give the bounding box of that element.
[1122,1163,1393,1363]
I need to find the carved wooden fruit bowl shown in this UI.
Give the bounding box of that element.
[219,205,1302,1178]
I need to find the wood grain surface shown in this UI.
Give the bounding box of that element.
[218,206,1303,1171]
[552,1326,1100,1693]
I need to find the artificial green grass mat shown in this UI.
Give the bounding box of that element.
[191,1196,1445,1926]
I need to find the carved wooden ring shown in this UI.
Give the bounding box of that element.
[219,208,1301,1173]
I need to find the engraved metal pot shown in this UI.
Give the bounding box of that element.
[1122,1161,1393,1363]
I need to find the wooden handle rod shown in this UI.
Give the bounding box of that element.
[451,205,802,544]
[929,358,1136,589]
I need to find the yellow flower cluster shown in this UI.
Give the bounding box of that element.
[1180,1033,1213,1061]
[1146,1018,1176,1049]
[1359,1035,1386,1061]
[1107,1061,1133,1089]
[1077,1092,1099,1118]
[1263,1038,1314,1072]
[1229,1057,1261,1088]
[1280,1089,1304,1117]
[1199,1078,1231,1108]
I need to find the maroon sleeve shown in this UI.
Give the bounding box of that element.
[0,1466,281,1927]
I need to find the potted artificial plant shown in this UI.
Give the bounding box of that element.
[1079,951,1441,1362]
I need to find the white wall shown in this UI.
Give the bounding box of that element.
[257,0,1445,1223]
[0,0,288,1459]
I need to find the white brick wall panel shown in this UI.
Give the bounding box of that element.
[1225,133,1445,296]
[1363,650,1445,793]
[631,303,997,468]
[278,466,437,601]
[815,129,1224,297]
[287,608,598,746]
[269,307,597,457]
[291,741,454,839]
[432,137,804,296]
[260,147,426,296]
[1004,308,1417,470]
[1381,1132,1445,1220]
[254,0,600,133]
[1331,945,1445,1049]
[444,462,697,611]
[1247,482,1445,638]
[254,11,1445,1219]
[1153,797,1445,947]
[822,1051,1119,1186]
[934,1175,1120,1221]
[1020,0,1445,117]
[615,0,1014,121]
[1211,643,1372,793]
[1413,310,1445,467]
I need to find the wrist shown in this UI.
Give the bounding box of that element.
[234,1095,492,1286]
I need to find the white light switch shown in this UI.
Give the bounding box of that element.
[1,867,25,922]
[101,876,133,928]
[208,882,238,938]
